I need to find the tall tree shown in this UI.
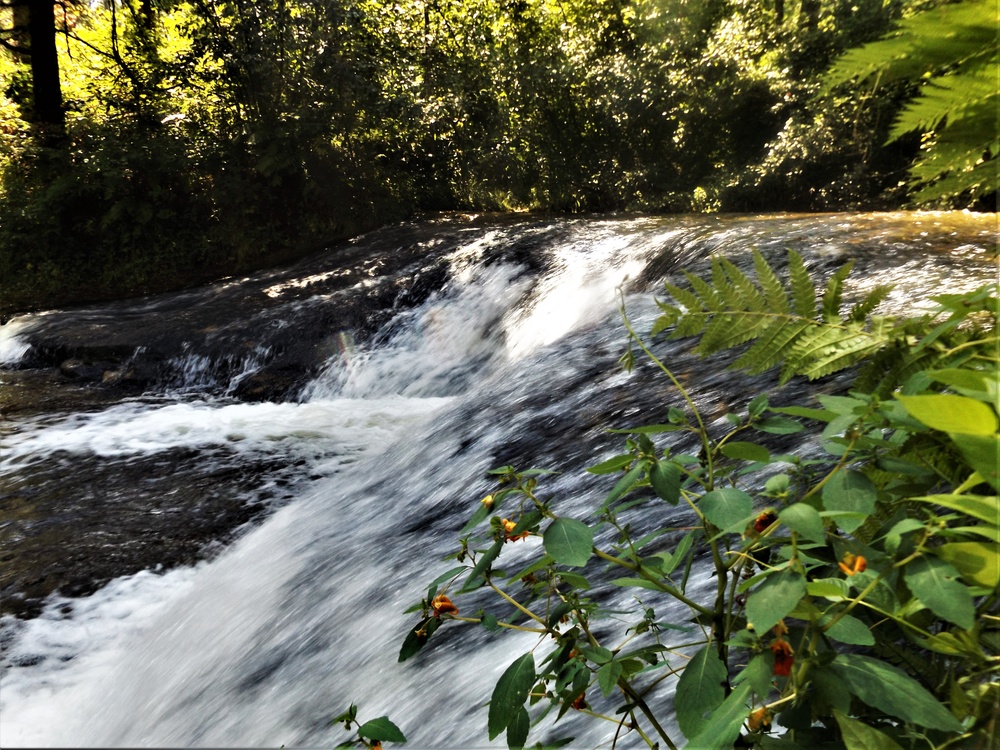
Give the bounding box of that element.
[1,0,64,129]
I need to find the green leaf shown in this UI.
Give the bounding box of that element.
[603,463,645,508]
[674,645,727,738]
[543,518,594,567]
[683,682,753,749]
[580,646,613,664]
[911,494,998,524]
[949,433,1000,490]
[488,653,536,740]
[753,416,805,435]
[357,717,407,743]
[833,709,903,750]
[823,614,875,646]
[770,405,837,421]
[700,488,753,530]
[733,652,775,699]
[779,504,826,543]
[506,707,529,750]
[822,470,876,532]
[586,454,634,474]
[936,540,1000,588]
[746,568,807,634]
[649,460,681,504]
[829,654,963,732]
[897,394,998,435]
[721,441,771,463]
[398,616,441,662]
[904,556,976,630]
[807,578,849,600]
[461,540,504,592]
[598,660,624,697]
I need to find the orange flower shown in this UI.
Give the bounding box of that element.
[431,594,459,617]
[771,638,794,677]
[753,510,777,534]
[838,552,867,576]
[748,707,772,731]
[571,693,588,710]
[502,518,529,542]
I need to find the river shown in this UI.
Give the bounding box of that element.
[0,212,996,747]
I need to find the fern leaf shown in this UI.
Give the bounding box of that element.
[697,312,771,356]
[822,261,855,321]
[685,272,724,312]
[651,309,681,337]
[753,250,790,314]
[732,318,813,374]
[720,257,767,312]
[785,324,885,381]
[662,282,704,315]
[848,285,894,322]
[788,251,817,319]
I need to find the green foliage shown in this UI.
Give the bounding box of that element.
[825,0,999,204]
[333,704,407,748]
[1,0,945,313]
[392,253,999,749]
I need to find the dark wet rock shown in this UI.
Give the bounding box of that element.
[0,446,299,619]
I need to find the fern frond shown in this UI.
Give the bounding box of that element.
[753,250,790,314]
[822,261,855,321]
[649,254,995,394]
[698,311,772,356]
[661,282,703,315]
[719,258,767,312]
[848,285,894,323]
[652,251,905,386]
[685,272,723,312]
[790,325,888,381]
[732,318,812,374]
[788,251,817,318]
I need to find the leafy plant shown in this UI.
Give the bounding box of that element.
[393,252,998,749]
[332,704,407,749]
[824,0,999,204]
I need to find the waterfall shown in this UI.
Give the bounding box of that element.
[1,213,995,748]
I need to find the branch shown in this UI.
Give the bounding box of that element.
[0,36,27,55]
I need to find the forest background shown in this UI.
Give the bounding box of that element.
[0,0,995,315]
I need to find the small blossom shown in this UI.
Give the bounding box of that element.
[771,638,794,677]
[571,693,588,710]
[838,552,867,576]
[431,594,459,617]
[753,510,778,534]
[502,518,529,542]
[772,619,788,637]
[748,707,772,731]
[481,494,494,509]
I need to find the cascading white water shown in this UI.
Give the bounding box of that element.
[1,213,995,748]
[0,221,686,748]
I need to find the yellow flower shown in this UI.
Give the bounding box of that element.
[481,494,494,508]
[431,594,459,617]
[838,552,867,576]
[748,707,772,731]
[502,518,529,542]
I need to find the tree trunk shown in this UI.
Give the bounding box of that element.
[27,0,64,129]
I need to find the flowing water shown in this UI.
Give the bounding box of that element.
[0,212,996,747]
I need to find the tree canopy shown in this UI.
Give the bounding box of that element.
[0,0,993,314]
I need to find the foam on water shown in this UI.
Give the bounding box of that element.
[0,316,36,365]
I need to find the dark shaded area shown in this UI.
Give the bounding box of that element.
[0,446,297,619]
